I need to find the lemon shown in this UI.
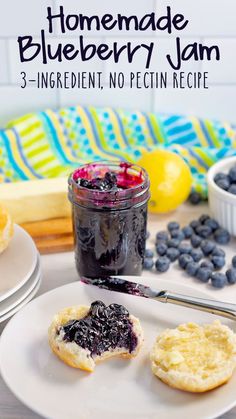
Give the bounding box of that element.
[137,150,192,213]
[0,204,14,254]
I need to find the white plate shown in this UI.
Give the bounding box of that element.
[0,274,41,323]
[0,254,41,317]
[0,278,236,419]
[0,224,38,301]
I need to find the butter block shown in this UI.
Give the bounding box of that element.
[0,178,71,223]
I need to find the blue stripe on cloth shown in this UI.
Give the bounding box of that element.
[167,122,193,137]
[0,130,28,180]
[12,128,43,179]
[188,148,209,170]
[40,112,73,165]
[83,108,122,159]
[163,115,181,126]
[112,109,130,147]
[141,112,159,145]
[199,119,214,147]
[216,147,234,159]
[170,132,197,145]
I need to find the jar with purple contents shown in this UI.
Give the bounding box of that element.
[68,161,150,278]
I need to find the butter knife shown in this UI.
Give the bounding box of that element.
[81,276,236,321]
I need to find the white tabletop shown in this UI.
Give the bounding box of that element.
[0,204,236,419]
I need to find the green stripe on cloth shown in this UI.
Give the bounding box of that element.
[1,106,236,199]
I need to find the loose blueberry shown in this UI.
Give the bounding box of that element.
[178,254,194,269]
[145,249,154,258]
[214,228,231,245]
[191,234,202,248]
[211,256,225,270]
[166,247,180,262]
[200,260,214,270]
[156,231,169,243]
[189,192,202,205]
[214,172,227,183]
[211,273,227,288]
[186,262,199,276]
[167,238,180,248]
[143,258,154,270]
[156,242,168,256]
[226,268,236,284]
[178,243,192,254]
[155,256,170,273]
[229,166,236,182]
[196,267,212,283]
[200,240,215,256]
[204,218,219,231]
[232,256,236,268]
[190,248,203,262]
[170,229,185,241]
[199,214,210,224]
[190,220,201,230]
[167,221,180,232]
[228,184,236,195]
[182,225,194,239]
[212,247,226,258]
[215,177,230,191]
[195,225,212,239]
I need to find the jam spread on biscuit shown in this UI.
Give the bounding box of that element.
[60,301,138,356]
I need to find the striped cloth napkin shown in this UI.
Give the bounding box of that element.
[0,105,236,198]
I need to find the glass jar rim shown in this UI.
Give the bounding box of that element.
[68,160,150,210]
[69,160,149,191]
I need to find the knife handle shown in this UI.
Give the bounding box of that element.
[157,291,236,321]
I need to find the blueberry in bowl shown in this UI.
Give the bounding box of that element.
[207,157,236,236]
[48,301,144,372]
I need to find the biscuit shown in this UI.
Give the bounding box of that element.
[0,204,14,254]
[150,320,236,392]
[48,302,143,372]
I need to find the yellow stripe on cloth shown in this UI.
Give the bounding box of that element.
[7,131,36,180]
[76,106,115,160]
[136,110,154,147]
[190,117,208,147]
[196,148,215,167]
[106,108,128,149]
[46,110,78,163]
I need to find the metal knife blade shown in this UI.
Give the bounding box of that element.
[81,276,236,320]
[81,276,163,299]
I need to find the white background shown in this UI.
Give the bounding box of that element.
[0,0,235,126]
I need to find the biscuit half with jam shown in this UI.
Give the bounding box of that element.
[48,301,143,372]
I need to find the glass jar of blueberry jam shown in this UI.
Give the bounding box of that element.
[68,161,150,278]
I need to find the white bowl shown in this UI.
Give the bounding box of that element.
[207,156,236,236]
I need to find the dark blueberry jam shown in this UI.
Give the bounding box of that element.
[61,301,138,356]
[77,171,119,191]
[68,162,150,278]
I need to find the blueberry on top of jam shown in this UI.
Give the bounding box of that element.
[73,163,144,192]
[77,172,118,191]
[61,301,138,356]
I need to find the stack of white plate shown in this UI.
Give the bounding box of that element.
[0,225,41,323]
